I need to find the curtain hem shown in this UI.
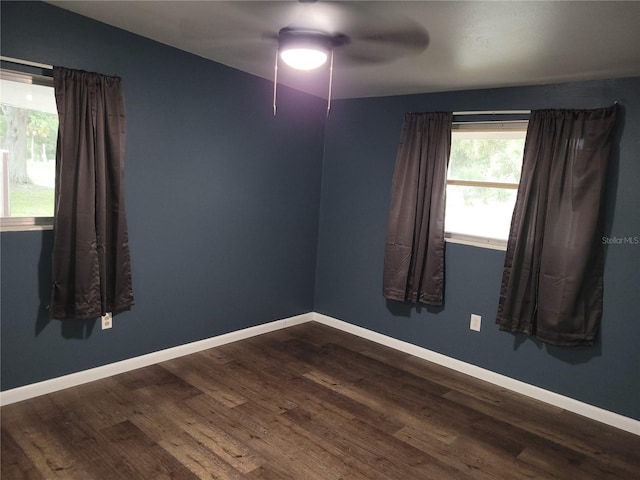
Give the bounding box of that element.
[384,288,443,306]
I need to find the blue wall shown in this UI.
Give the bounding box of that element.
[1,2,326,389]
[2,2,639,423]
[315,79,640,420]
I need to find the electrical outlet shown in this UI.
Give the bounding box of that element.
[101,312,113,330]
[470,314,481,332]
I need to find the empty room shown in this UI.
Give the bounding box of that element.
[1,1,639,479]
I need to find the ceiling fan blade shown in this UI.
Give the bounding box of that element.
[178,2,295,45]
[340,27,430,65]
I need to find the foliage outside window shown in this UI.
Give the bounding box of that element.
[1,69,57,231]
[445,122,528,248]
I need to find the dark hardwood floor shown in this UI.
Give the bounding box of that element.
[2,322,639,479]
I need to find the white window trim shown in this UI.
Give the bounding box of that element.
[1,217,54,232]
[445,232,507,251]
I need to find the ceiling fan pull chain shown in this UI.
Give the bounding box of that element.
[327,50,334,117]
[273,49,279,116]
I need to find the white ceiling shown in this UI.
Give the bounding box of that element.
[48,1,640,99]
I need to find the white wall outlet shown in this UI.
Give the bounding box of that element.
[470,314,481,332]
[101,312,113,330]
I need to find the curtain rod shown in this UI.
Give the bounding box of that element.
[453,120,529,126]
[0,55,53,70]
[453,110,530,116]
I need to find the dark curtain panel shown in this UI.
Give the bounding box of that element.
[49,67,134,320]
[497,107,616,346]
[383,112,452,305]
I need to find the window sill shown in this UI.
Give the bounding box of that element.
[0,217,54,232]
[445,232,507,251]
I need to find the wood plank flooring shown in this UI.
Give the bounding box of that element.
[2,322,639,479]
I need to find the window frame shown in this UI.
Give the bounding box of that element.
[0,67,56,232]
[445,120,529,250]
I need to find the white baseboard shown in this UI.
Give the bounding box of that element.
[0,312,313,407]
[2,310,638,436]
[312,313,640,436]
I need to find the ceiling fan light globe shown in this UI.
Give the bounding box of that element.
[280,48,328,70]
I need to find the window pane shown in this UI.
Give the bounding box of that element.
[1,75,57,218]
[445,124,526,243]
[445,184,517,240]
[448,136,525,183]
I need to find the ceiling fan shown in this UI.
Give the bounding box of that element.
[268,0,429,69]
[183,1,429,114]
[266,0,429,115]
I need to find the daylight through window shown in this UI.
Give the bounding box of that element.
[1,69,57,229]
[445,121,528,247]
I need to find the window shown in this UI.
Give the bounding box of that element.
[445,121,528,249]
[0,68,57,231]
